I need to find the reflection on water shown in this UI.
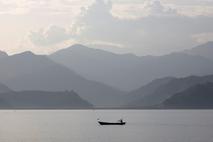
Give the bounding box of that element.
[0,110,213,142]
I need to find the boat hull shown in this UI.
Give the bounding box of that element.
[98,121,126,125]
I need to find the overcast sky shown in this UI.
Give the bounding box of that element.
[1,0,213,55]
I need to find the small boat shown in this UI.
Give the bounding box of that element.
[98,119,126,125]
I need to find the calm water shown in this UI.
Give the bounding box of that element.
[0,110,213,142]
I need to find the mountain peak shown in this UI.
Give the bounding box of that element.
[15,51,36,57]
[0,50,8,58]
[70,44,88,49]
[54,44,114,55]
[54,44,91,53]
[65,44,91,51]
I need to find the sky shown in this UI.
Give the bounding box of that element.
[1,0,213,55]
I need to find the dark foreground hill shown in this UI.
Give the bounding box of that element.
[126,75,213,108]
[0,91,93,109]
[163,82,213,109]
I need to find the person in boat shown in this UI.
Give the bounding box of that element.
[119,119,123,123]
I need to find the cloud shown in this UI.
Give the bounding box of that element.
[192,32,213,44]
[112,0,213,19]
[0,0,92,15]
[0,0,29,14]
[21,0,213,55]
[29,25,74,46]
[142,0,177,17]
[111,0,177,19]
[73,0,213,55]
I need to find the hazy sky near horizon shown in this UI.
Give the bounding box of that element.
[1,0,213,55]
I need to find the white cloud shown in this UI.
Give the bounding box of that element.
[111,0,213,19]
[175,5,213,17]
[0,0,92,15]
[142,0,177,17]
[111,0,177,19]
[1,0,213,17]
[71,0,213,55]
[29,25,74,46]
[192,32,213,44]
[2,0,213,55]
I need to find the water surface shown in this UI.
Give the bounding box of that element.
[0,110,213,142]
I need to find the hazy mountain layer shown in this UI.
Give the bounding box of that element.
[0,52,124,107]
[0,82,12,93]
[184,41,213,60]
[0,51,8,58]
[0,91,92,109]
[163,82,213,108]
[50,44,213,91]
[126,75,213,108]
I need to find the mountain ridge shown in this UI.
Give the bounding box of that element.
[163,82,213,108]
[0,90,93,109]
[0,51,124,107]
[126,74,213,108]
[0,82,12,93]
[184,41,213,60]
[50,43,213,91]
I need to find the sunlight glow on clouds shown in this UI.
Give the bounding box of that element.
[69,0,213,55]
[1,0,213,55]
[112,0,177,19]
[0,0,92,15]
[29,25,74,46]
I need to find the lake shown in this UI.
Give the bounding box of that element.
[0,110,213,142]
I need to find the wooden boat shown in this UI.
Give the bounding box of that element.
[98,120,126,125]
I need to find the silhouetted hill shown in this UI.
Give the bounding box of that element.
[0,51,124,107]
[0,82,12,93]
[0,90,92,109]
[163,82,213,108]
[50,44,213,91]
[185,42,213,60]
[126,75,213,108]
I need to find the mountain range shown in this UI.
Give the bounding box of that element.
[1,42,213,108]
[0,81,92,109]
[0,86,92,109]
[184,41,213,60]
[126,75,213,108]
[0,82,12,93]
[0,51,123,107]
[50,43,213,91]
[163,82,213,109]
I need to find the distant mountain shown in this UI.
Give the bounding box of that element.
[184,42,213,60]
[0,51,124,107]
[124,77,174,104]
[0,90,92,109]
[0,50,8,58]
[0,82,12,93]
[50,44,213,91]
[126,75,213,108]
[50,44,141,91]
[163,82,213,108]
